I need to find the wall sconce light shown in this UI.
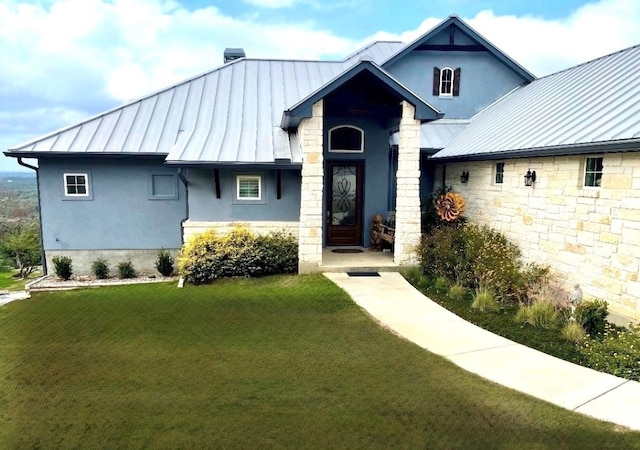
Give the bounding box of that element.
[524,169,537,187]
[460,171,469,184]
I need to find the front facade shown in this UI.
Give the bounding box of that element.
[5,15,640,318]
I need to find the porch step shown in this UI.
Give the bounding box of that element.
[319,265,404,273]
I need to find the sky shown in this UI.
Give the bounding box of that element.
[2,0,640,171]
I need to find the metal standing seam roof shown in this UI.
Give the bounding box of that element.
[433,44,640,159]
[5,41,405,165]
[389,119,469,149]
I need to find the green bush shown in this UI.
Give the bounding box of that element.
[562,321,587,343]
[52,256,73,281]
[155,249,175,277]
[117,261,136,279]
[471,287,500,313]
[91,258,109,279]
[515,300,561,329]
[448,282,467,301]
[417,223,549,304]
[578,324,640,381]
[433,276,451,295]
[178,227,298,284]
[574,299,608,336]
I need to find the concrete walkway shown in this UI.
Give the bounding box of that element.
[0,290,30,307]
[324,272,640,431]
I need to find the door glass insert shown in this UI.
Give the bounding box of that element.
[331,165,357,226]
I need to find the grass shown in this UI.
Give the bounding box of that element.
[1,274,639,448]
[0,269,40,291]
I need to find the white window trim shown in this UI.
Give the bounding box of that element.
[439,67,454,97]
[236,175,262,201]
[64,172,90,197]
[583,156,604,190]
[328,125,364,153]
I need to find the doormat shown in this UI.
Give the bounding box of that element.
[331,249,363,253]
[347,272,380,277]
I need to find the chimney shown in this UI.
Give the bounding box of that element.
[224,48,246,63]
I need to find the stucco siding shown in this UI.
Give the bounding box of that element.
[186,168,301,222]
[440,152,640,319]
[387,51,526,118]
[38,158,186,252]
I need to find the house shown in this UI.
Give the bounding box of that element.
[4,15,640,319]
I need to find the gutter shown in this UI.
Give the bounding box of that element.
[17,158,47,275]
[177,168,189,246]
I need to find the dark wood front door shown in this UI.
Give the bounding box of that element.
[326,162,364,246]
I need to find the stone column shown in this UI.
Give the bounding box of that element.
[394,101,422,265]
[298,99,324,273]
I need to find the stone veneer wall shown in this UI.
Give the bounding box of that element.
[182,221,300,243]
[394,101,422,265]
[297,100,324,273]
[440,153,640,319]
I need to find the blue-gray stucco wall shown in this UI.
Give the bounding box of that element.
[386,51,527,118]
[186,168,301,221]
[38,158,186,250]
[324,117,392,247]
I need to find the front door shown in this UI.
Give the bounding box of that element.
[326,162,364,246]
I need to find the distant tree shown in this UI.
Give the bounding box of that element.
[0,221,41,278]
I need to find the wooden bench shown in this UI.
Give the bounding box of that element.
[371,215,395,250]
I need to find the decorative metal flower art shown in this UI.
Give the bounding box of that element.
[435,192,466,221]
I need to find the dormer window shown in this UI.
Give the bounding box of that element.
[433,67,461,97]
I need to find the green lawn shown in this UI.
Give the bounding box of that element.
[0,269,40,291]
[1,275,639,448]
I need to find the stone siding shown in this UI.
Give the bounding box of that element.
[441,153,640,319]
[183,221,299,242]
[297,99,324,273]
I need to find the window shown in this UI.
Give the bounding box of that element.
[329,126,364,152]
[237,175,261,200]
[64,173,89,197]
[495,162,505,184]
[433,67,461,97]
[150,174,178,200]
[584,157,603,188]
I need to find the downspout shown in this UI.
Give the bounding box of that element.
[17,157,47,275]
[177,168,189,246]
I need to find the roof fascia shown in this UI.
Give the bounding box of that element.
[281,60,442,129]
[163,161,301,169]
[382,15,536,82]
[3,151,168,160]
[430,139,640,161]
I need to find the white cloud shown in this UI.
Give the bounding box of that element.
[2,0,640,171]
[243,0,296,8]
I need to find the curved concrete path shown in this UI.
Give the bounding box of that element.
[324,272,640,431]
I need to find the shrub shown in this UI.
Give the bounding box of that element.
[562,321,587,343]
[117,261,136,279]
[578,324,640,381]
[448,282,467,301]
[433,276,451,295]
[402,267,422,286]
[515,300,561,329]
[178,227,298,284]
[574,299,608,336]
[91,258,109,279]
[52,256,73,281]
[471,287,499,313]
[155,249,175,277]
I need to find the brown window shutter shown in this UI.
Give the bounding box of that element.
[453,67,461,96]
[433,67,440,96]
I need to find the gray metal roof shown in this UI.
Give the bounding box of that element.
[390,119,469,149]
[5,41,402,165]
[434,44,640,159]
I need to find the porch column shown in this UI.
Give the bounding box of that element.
[394,100,421,266]
[298,99,324,273]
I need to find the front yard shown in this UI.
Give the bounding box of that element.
[1,275,639,448]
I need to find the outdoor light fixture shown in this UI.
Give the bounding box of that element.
[460,171,469,184]
[524,169,537,187]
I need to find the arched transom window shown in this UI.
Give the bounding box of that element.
[329,126,364,153]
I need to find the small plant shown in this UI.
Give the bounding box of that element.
[562,321,587,343]
[574,299,608,336]
[433,276,451,295]
[402,267,422,285]
[448,282,467,301]
[117,261,136,279]
[52,256,73,281]
[91,258,110,279]
[155,249,175,277]
[578,324,640,381]
[515,300,561,329]
[471,287,499,313]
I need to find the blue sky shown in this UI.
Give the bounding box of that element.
[2,0,640,171]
